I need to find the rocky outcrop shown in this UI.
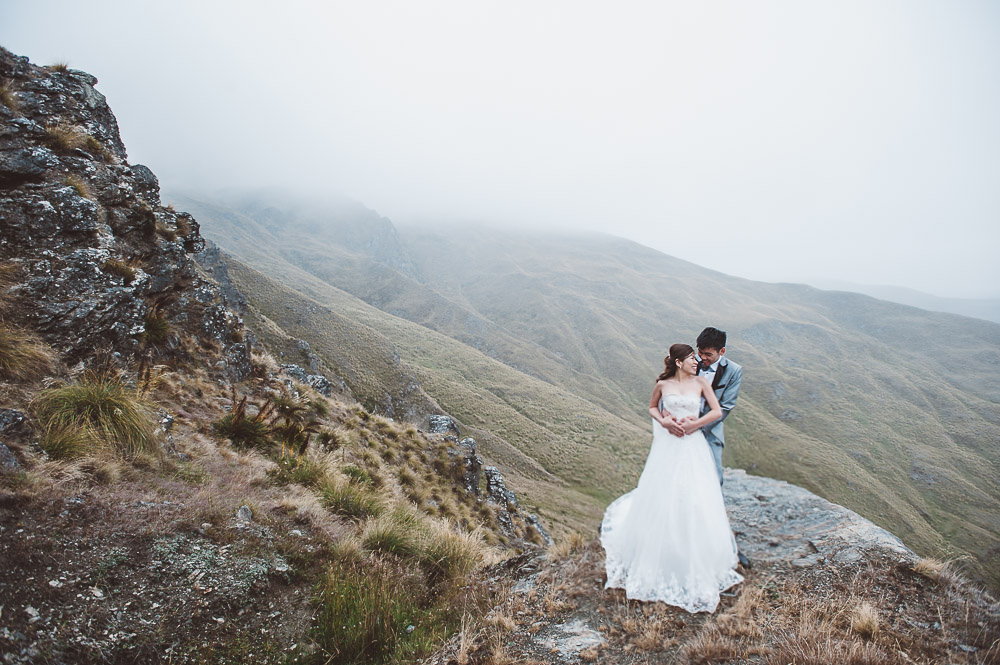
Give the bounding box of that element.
[0,48,249,377]
[430,414,551,545]
[722,468,913,568]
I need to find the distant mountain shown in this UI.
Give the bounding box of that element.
[173,190,1000,588]
[812,279,1000,324]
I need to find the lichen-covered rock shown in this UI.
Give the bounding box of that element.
[279,363,334,396]
[0,46,248,375]
[0,444,21,475]
[722,468,914,568]
[448,437,482,497]
[428,415,460,438]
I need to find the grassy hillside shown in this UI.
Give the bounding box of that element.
[175,192,1000,587]
[181,202,654,535]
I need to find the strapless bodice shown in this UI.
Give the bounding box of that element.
[660,393,701,419]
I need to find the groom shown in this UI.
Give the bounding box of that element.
[663,326,743,485]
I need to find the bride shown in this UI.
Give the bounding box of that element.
[600,343,742,613]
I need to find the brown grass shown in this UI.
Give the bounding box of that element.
[64,173,94,199]
[45,123,105,158]
[0,79,20,112]
[850,600,879,638]
[0,322,56,382]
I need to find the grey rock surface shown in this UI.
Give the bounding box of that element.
[428,414,460,437]
[0,443,22,474]
[279,363,334,396]
[0,47,248,375]
[722,468,913,568]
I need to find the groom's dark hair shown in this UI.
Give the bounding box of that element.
[697,327,727,351]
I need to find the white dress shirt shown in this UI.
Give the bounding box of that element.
[698,358,720,412]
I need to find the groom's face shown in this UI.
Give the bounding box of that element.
[698,347,724,366]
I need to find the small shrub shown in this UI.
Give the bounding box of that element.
[320,479,383,520]
[213,393,274,451]
[101,259,136,284]
[50,62,70,73]
[33,370,159,460]
[0,322,55,381]
[64,174,94,199]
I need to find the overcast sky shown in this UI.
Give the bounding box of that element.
[3,1,999,298]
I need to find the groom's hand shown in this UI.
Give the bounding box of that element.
[664,416,685,437]
[678,416,699,436]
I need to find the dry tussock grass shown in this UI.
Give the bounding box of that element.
[682,559,1000,665]
[0,322,56,382]
[850,600,879,638]
[913,557,954,585]
[547,530,586,560]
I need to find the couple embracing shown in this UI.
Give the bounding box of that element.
[600,327,745,614]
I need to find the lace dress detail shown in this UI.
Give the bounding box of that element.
[600,393,742,613]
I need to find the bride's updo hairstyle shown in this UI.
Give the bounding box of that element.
[657,343,695,382]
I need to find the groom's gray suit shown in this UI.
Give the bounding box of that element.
[699,356,743,485]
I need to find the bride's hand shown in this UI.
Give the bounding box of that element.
[663,415,685,437]
[680,417,700,435]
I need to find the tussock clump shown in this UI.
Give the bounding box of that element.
[850,600,879,638]
[912,557,952,584]
[320,478,384,520]
[174,215,192,236]
[342,463,372,485]
[267,454,327,488]
[64,173,94,199]
[361,513,422,559]
[0,79,20,112]
[417,518,485,587]
[37,423,101,460]
[101,259,137,284]
[547,531,587,560]
[313,556,428,662]
[45,122,105,158]
[154,221,178,241]
[33,370,160,461]
[0,322,56,382]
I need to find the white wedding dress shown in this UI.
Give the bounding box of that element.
[601,393,742,613]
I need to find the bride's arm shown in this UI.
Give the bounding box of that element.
[681,377,723,434]
[649,382,671,427]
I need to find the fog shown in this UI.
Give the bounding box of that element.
[3,1,999,299]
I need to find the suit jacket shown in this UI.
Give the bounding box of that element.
[698,356,743,448]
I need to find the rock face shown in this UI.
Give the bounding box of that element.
[722,468,913,567]
[0,47,248,377]
[430,414,551,545]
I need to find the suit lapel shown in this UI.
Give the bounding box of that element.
[711,358,728,391]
